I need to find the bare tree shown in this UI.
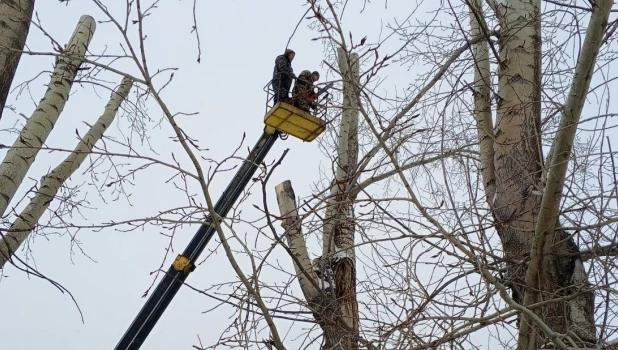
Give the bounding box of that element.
[472,1,613,348]
[243,1,618,349]
[3,2,618,350]
[1,2,289,348]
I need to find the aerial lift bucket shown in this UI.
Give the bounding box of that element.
[264,102,326,142]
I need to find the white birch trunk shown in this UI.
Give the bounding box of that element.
[0,0,35,121]
[0,77,132,268]
[0,15,96,217]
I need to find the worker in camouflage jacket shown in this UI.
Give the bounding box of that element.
[292,70,320,113]
[272,49,296,104]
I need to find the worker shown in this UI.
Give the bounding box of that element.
[272,48,296,104]
[292,70,320,113]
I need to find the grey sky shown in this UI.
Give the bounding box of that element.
[1,1,615,349]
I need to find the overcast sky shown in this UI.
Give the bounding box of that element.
[1,1,615,350]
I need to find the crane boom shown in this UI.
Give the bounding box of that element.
[114,76,332,350]
[114,130,280,350]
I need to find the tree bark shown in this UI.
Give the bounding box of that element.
[474,0,612,348]
[491,0,543,316]
[0,0,35,122]
[275,180,319,300]
[275,180,343,350]
[319,47,360,350]
[520,1,613,348]
[468,0,495,207]
[278,46,361,350]
[322,48,360,259]
[0,15,96,218]
[492,0,543,308]
[0,77,132,268]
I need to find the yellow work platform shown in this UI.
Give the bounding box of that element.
[264,102,326,142]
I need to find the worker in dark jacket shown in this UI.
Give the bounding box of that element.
[292,70,320,112]
[272,49,295,104]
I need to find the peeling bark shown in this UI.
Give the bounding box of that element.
[0,15,96,217]
[0,77,132,268]
[0,0,35,122]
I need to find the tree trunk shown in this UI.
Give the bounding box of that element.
[468,0,495,207]
[0,0,35,122]
[321,48,360,259]
[320,47,360,350]
[276,180,341,350]
[0,77,132,268]
[0,15,96,217]
[277,46,361,350]
[473,0,612,348]
[519,1,613,348]
[492,0,544,311]
[275,180,320,300]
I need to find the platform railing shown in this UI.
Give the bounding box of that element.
[263,72,332,119]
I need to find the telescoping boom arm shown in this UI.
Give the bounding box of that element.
[114,77,331,350]
[114,131,280,350]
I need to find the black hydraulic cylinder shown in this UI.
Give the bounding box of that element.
[114,131,279,350]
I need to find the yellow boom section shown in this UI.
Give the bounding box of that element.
[264,102,326,142]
